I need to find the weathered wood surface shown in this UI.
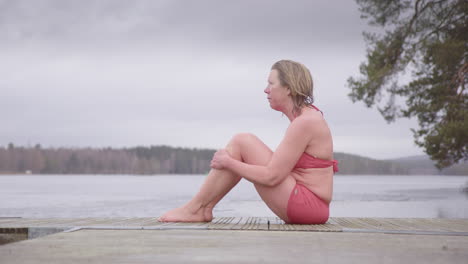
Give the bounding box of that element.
[1,217,467,234]
[1,217,467,264]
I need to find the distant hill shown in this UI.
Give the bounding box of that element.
[334,152,407,175]
[334,153,467,175]
[0,144,466,175]
[385,155,468,175]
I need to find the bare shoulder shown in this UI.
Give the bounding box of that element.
[293,109,332,144]
[293,109,324,129]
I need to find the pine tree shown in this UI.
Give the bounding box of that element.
[348,0,467,168]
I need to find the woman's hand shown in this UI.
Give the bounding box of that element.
[210,149,232,170]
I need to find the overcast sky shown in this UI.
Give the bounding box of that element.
[0,0,425,160]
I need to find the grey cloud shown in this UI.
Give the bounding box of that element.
[0,0,164,45]
[161,0,364,42]
[0,0,368,52]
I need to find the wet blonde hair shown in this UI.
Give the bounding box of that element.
[271,60,313,116]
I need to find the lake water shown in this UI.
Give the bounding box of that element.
[0,175,467,219]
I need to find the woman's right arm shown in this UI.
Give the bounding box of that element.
[211,116,316,186]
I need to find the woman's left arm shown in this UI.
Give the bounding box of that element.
[211,117,315,187]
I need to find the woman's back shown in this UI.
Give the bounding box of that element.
[291,105,335,204]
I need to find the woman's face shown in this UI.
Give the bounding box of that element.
[264,69,290,111]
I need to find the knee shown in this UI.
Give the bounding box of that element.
[226,133,256,159]
[229,132,256,147]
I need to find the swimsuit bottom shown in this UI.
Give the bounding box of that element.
[286,183,329,224]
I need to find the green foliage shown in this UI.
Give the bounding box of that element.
[348,0,467,168]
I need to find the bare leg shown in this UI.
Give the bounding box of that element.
[158,133,296,222]
[158,134,246,222]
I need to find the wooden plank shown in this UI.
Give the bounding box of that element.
[1,229,467,264]
[0,217,467,234]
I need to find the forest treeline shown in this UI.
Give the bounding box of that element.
[0,143,466,175]
[0,143,214,174]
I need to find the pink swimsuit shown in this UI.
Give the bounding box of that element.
[286,105,338,225]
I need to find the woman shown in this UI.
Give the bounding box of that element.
[159,60,338,224]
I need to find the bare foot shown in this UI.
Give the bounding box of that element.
[158,206,211,222]
[204,207,214,222]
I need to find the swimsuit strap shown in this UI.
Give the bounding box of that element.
[310,104,323,115]
[310,153,339,172]
[296,152,339,173]
[331,160,339,173]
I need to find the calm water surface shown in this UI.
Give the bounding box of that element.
[0,175,467,218]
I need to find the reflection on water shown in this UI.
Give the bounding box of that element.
[0,175,466,219]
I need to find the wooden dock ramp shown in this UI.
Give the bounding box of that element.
[1,217,467,263]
